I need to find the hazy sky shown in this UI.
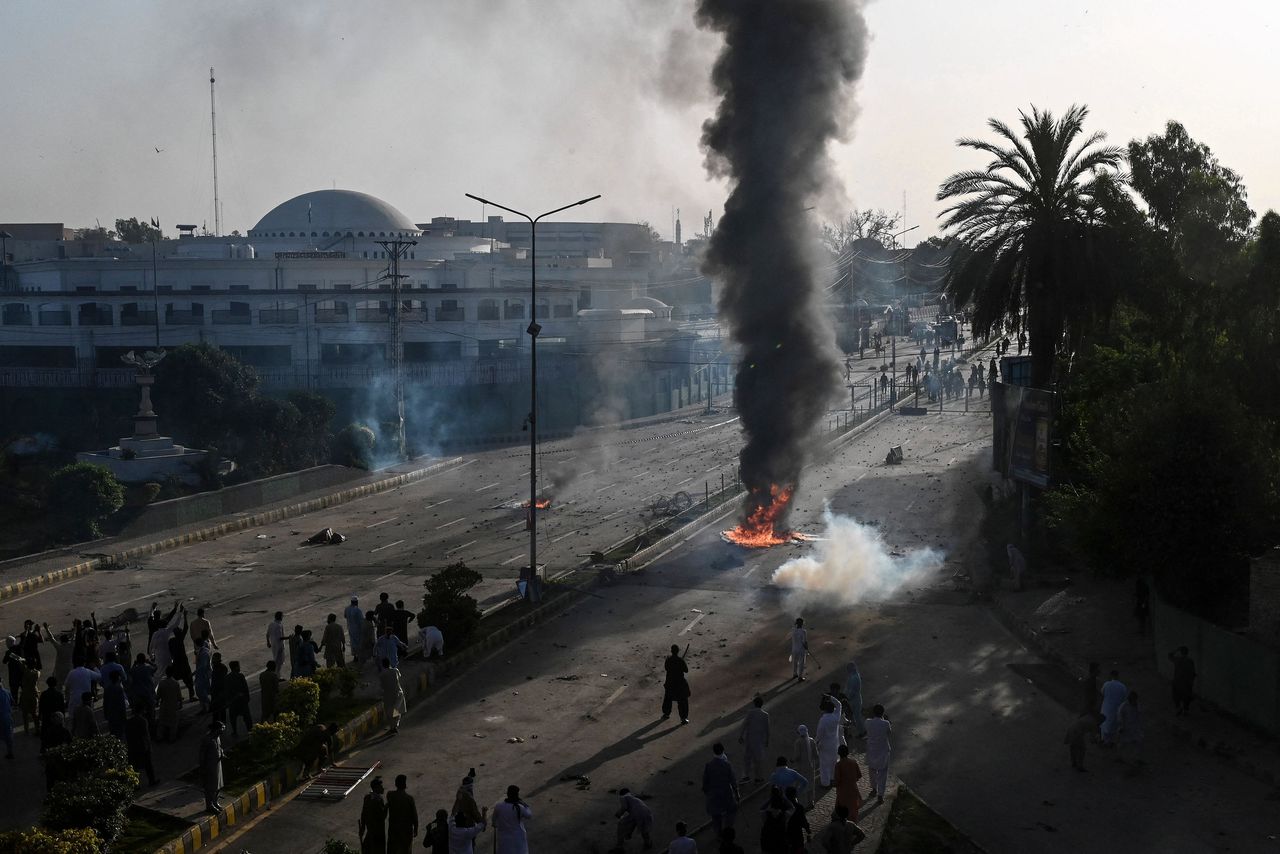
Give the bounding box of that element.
[2,1,1277,241]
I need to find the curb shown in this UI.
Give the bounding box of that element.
[0,456,469,606]
[154,585,587,854]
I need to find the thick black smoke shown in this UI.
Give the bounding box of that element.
[697,0,869,521]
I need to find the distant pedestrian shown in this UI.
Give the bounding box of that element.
[167,608,195,700]
[817,804,865,854]
[792,725,819,807]
[103,670,129,738]
[129,653,157,722]
[374,593,396,629]
[864,704,891,804]
[1117,691,1144,764]
[359,776,387,854]
[701,743,739,838]
[1169,647,1196,715]
[844,661,867,738]
[1006,543,1026,590]
[375,627,407,673]
[453,770,483,825]
[421,808,449,854]
[189,608,219,651]
[126,704,158,786]
[447,809,488,854]
[758,786,791,854]
[297,630,319,678]
[63,662,100,709]
[1133,577,1151,635]
[667,821,697,854]
[209,653,228,725]
[259,660,281,722]
[386,774,418,854]
[815,697,846,787]
[611,786,653,852]
[156,667,183,742]
[1081,661,1101,715]
[321,614,346,668]
[660,644,691,725]
[199,721,225,814]
[1063,710,1094,772]
[266,612,285,673]
[227,661,253,735]
[344,597,365,663]
[71,692,98,739]
[833,744,862,819]
[391,600,416,645]
[360,612,378,665]
[0,679,13,758]
[419,623,444,660]
[492,784,532,854]
[768,756,807,803]
[19,662,40,734]
[38,677,66,754]
[784,786,810,852]
[194,636,212,712]
[790,618,808,681]
[288,625,305,679]
[297,721,340,777]
[1099,671,1127,745]
[379,659,405,735]
[738,695,770,783]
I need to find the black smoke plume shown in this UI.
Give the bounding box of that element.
[697,0,869,523]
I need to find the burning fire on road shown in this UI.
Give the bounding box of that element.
[721,484,810,548]
[520,498,552,510]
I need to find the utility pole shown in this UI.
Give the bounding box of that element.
[210,68,221,237]
[377,238,417,458]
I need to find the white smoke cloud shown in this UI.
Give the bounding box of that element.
[771,505,942,606]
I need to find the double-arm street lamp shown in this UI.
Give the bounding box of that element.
[463,192,601,603]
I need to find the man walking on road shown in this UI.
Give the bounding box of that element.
[344,597,365,663]
[661,644,690,724]
[379,658,406,735]
[385,774,418,854]
[815,697,846,787]
[611,787,654,852]
[792,725,819,807]
[738,695,770,783]
[321,613,346,668]
[790,618,809,681]
[358,776,387,854]
[817,804,865,853]
[701,742,739,838]
[189,608,219,651]
[864,704,892,804]
[492,784,532,854]
[375,627,408,673]
[1100,670,1127,745]
[259,660,281,722]
[667,821,697,854]
[266,612,285,673]
[227,661,253,735]
[199,721,226,814]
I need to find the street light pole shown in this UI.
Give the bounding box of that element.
[464,192,600,604]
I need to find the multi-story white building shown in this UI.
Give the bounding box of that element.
[0,189,731,442]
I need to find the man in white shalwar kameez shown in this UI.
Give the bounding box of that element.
[815,696,847,787]
[737,695,770,782]
[793,724,820,807]
[791,618,809,681]
[265,612,286,674]
[492,784,532,854]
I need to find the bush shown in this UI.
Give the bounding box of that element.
[332,423,376,469]
[43,767,138,848]
[277,678,321,727]
[422,561,483,648]
[244,711,301,763]
[312,666,358,701]
[333,666,358,699]
[322,838,359,854]
[44,735,131,790]
[48,463,124,540]
[0,827,102,854]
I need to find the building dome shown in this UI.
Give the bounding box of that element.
[249,189,421,239]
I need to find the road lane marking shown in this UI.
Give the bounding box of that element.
[601,508,627,521]
[284,600,322,616]
[211,591,254,608]
[475,482,501,492]
[704,466,719,474]
[855,471,869,482]
[500,553,525,565]
[437,518,467,529]
[423,499,453,510]
[502,520,526,531]
[744,566,759,578]
[678,613,707,635]
[905,500,916,511]
[675,477,695,486]
[0,576,89,606]
[579,469,597,477]
[446,540,477,555]
[595,484,613,493]
[948,457,956,465]
[370,539,405,553]
[631,472,648,479]
[373,569,403,583]
[290,570,314,580]
[551,529,579,543]
[598,684,628,711]
[107,588,169,609]
[366,516,400,528]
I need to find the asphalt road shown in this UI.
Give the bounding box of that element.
[216,401,1280,854]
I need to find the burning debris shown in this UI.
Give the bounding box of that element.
[697,0,870,538]
[521,498,553,510]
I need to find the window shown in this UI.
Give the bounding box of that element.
[75,286,96,294]
[321,343,385,365]
[403,341,462,362]
[120,285,138,293]
[230,285,249,293]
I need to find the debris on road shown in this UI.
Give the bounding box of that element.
[507,736,525,743]
[306,528,346,545]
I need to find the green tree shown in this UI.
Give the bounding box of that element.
[48,463,124,540]
[332,423,376,469]
[287,390,336,467]
[1128,121,1254,276]
[153,342,259,450]
[422,561,483,648]
[113,217,162,244]
[937,105,1127,386]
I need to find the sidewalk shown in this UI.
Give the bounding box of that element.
[991,572,1280,788]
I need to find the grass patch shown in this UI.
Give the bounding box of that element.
[878,786,985,854]
[111,805,193,854]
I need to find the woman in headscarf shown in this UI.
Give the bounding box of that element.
[844,661,866,739]
[792,724,819,807]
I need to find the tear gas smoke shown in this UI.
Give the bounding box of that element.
[772,506,943,607]
[696,0,870,531]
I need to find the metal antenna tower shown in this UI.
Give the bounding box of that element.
[210,68,221,236]
[377,238,417,458]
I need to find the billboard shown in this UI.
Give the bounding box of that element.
[992,382,1053,487]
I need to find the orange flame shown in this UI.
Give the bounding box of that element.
[722,484,795,547]
[522,498,552,509]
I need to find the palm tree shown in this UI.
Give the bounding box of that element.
[937,105,1127,387]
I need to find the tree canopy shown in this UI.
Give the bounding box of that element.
[113,217,162,244]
